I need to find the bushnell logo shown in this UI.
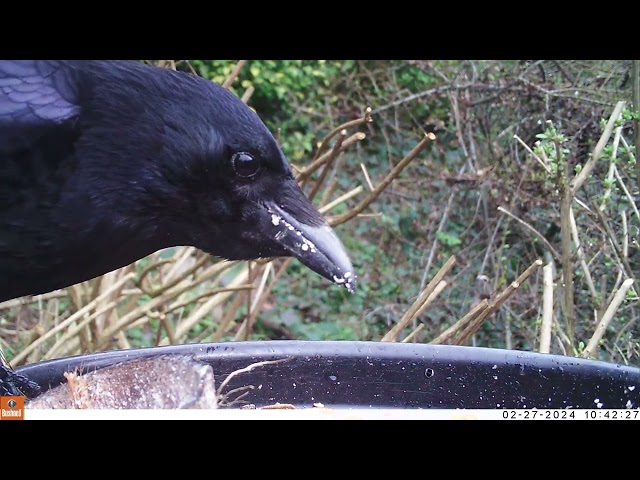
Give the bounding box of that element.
[1,396,25,420]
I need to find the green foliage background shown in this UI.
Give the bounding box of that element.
[175,60,639,364]
[2,60,637,368]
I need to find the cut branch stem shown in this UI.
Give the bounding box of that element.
[582,279,634,359]
[382,256,456,342]
[540,262,554,353]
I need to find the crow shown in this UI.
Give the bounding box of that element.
[0,60,355,397]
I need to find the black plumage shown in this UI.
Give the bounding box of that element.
[0,60,355,396]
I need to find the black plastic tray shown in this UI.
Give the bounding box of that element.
[16,341,640,409]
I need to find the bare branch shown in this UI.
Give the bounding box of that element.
[513,134,551,173]
[382,256,456,342]
[222,60,248,89]
[313,107,372,161]
[454,260,544,345]
[582,279,634,359]
[430,299,489,345]
[402,323,425,343]
[540,262,554,354]
[497,206,561,261]
[571,101,626,194]
[329,133,436,226]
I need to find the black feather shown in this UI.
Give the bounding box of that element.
[0,60,353,303]
[0,60,356,397]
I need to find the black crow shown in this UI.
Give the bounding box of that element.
[0,60,355,396]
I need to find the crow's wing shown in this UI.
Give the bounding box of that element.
[0,60,81,153]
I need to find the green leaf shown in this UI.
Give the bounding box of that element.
[436,231,462,247]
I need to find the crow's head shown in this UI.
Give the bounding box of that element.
[94,63,355,292]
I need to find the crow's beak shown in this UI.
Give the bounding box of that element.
[260,183,355,293]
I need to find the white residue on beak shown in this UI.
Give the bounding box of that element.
[332,272,356,293]
[269,211,317,254]
[267,207,355,293]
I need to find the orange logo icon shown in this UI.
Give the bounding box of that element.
[1,396,25,420]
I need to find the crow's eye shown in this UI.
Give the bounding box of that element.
[232,152,260,178]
